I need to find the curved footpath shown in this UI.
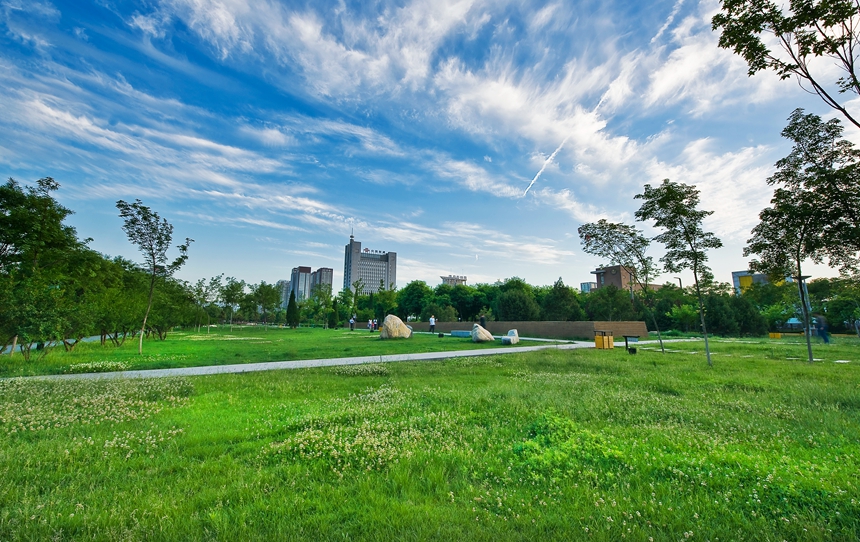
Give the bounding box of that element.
[25,338,689,381]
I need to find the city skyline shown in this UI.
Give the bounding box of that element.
[0,0,852,290]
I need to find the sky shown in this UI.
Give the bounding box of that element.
[1,0,855,292]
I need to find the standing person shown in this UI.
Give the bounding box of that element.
[349,317,355,331]
[479,314,487,329]
[368,319,373,332]
[429,315,436,333]
[373,318,378,331]
[814,314,830,344]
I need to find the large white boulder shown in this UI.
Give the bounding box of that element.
[379,315,412,339]
[471,324,494,343]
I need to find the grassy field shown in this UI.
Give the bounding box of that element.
[0,327,562,377]
[1,336,858,540]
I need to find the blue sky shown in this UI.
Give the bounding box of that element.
[1,0,851,291]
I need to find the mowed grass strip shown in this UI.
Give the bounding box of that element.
[0,327,565,377]
[1,339,858,540]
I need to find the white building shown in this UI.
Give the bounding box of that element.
[343,235,397,294]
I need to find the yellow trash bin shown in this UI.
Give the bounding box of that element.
[594,330,614,349]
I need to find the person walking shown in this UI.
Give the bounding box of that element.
[368,319,373,332]
[349,317,355,331]
[429,315,436,333]
[814,314,830,344]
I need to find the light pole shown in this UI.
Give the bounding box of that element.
[674,277,682,289]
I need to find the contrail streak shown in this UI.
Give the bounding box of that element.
[522,133,571,197]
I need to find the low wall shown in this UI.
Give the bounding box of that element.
[427,320,648,340]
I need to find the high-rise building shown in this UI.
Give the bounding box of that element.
[289,267,334,302]
[343,235,397,294]
[290,266,312,302]
[311,267,334,293]
[580,282,597,293]
[276,279,291,309]
[441,275,467,286]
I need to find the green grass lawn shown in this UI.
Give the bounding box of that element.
[1,338,858,540]
[0,326,562,377]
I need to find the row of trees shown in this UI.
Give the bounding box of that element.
[0,180,182,359]
[2,167,858,363]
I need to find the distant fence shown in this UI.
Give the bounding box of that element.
[427,320,649,340]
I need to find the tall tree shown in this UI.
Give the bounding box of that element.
[252,281,281,328]
[540,278,584,321]
[584,284,637,322]
[635,180,723,366]
[747,110,860,361]
[713,0,860,128]
[286,290,300,329]
[1,178,85,359]
[769,109,860,271]
[578,219,666,352]
[746,188,820,361]
[396,280,432,319]
[116,199,193,354]
[497,289,540,321]
[193,274,223,333]
[220,277,245,331]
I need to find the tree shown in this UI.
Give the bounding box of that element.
[396,280,432,320]
[329,298,340,329]
[450,284,481,321]
[252,281,281,328]
[768,109,860,272]
[286,290,300,329]
[116,199,193,354]
[306,283,333,327]
[147,277,196,340]
[540,278,584,321]
[1,178,85,359]
[374,283,398,322]
[583,285,637,322]
[668,304,699,332]
[578,219,666,352]
[635,180,723,366]
[745,188,820,360]
[221,277,245,331]
[713,0,860,128]
[497,289,540,321]
[192,275,223,333]
[746,110,860,361]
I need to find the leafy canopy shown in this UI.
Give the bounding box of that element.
[713,0,860,128]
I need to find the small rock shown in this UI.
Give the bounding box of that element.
[502,329,519,345]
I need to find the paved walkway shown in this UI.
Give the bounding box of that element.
[25,338,693,381]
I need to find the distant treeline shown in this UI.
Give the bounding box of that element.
[3,177,859,361]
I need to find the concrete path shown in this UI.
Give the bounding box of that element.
[23,338,692,381]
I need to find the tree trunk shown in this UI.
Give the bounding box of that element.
[9,335,17,358]
[796,264,814,363]
[637,292,665,354]
[693,269,713,367]
[139,273,156,355]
